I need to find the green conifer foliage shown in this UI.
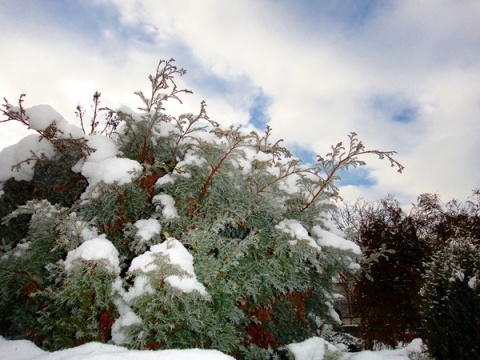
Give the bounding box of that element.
[0,201,68,343]
[414,192,480,360]
[419,238,480,360]
[0,59,402,357]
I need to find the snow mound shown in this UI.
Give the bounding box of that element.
[128,238,208,297]
[312,225,361,254]
[0,336,45,360]
[74,135,142,186]
[344,338,424,360]
[153,194,179,219]
[276,219,322,252]
[134,218,162,241]
[81,157,142,185]
[26,105,62,131]
[287,337,327,360]
[26,104,84,137]
[64,237,120,274]
[0,336,235,360]
[0,134,55,181]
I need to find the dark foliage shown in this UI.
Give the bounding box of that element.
[335,191,480,356]
[335,196,426,348]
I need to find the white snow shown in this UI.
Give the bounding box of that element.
[0,105,142,188]
[12,241,30,257]
[468,275,478,289]
[175,150,207,175]
[348,262,361,271]
[111,277,145,345]
[344,338,424,360]
[156,173,176,186]
[0,336,235,360]
[0,105,86,183]
[80,157,142,185]
[72,135,142,193]
[110,283,143,346]
[287,337,327,360]
[0,134,55,181]
[156,239,198,278]
[111,309,143,345]
[127,238,208,297]
[63,217,99,243]
[123,275,156,302]
[83,135,119,162]
[312,226,361,254]
[404,338,423,353]
[129,252,159,273]
[115,106,144,122]
[152,120,180,139]
[346,352,384,360]
[134,218,162,241]
[164,275,207,295]
[26,105,63,131]
[115,310,142,329]
[236,147,273,174]
[276,219,322,252]
[0,336,45,360]
[0,334,425,360]
[26,105,84,138]
[326,301,342,324]
[64,237,120,274]
[151,238,208,296]
[80,225,99,242]
[153,194,179,219]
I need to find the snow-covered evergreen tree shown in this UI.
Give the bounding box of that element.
[0,59,402,358]
[415,193,480,360]
[419,237,480,360]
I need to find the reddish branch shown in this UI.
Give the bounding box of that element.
[300,147,404,213]
[138,58,192,114]
[173,100,213,157]
[256,163,304,195]
[198,140,242,205]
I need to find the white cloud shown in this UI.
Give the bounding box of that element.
[1,0,479,205]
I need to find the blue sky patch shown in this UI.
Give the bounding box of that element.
[371,95,418,124]
[288,145,375,187]
[290,145,317,164]
[337,167,376,187]
[14,0,156,45]
[249,91,273,129]
[282,0,387,31]
[189,70,238,96]
[391,107,417,123]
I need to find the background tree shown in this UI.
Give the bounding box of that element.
[335,191,480,356]
[413,191,480,360]
[334,196,426,348]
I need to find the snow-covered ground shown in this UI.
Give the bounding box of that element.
[0,336,424,360]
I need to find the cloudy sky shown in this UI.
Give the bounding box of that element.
[1,0,479,206]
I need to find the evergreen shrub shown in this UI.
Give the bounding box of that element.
[419,237,480,360]
[0,59,402,357]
